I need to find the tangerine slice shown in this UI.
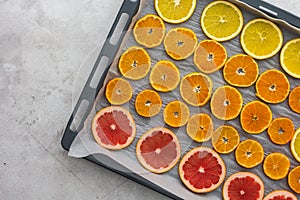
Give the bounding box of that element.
[180,72,212,106]
[263,152,290,180]
[105,78,132,105]
[118,46,151,80]
[164,27,197,60]
[133,14,165,48]
[163,100,190,127]
[288,166,300,194]
[223,54,259,87]
[135,89,162,117]
[289,86,300,114]
[240,101,272,134]
[256,70,290,104]
[235,139,264,168]
[136,127,181,173]
[194,40,227,74]
[186,113,214,142]
[280,38,300,79]
[263,190,298,200]
[210,85,243,120]
[149,60,180,92]
[290,128,300,163]
[211,125,240,154]
[267,117,294,145]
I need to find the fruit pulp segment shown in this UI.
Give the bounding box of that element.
[228,176,262,199]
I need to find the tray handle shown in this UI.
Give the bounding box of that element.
[61,0,141,151]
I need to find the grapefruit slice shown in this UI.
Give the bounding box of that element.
[223,172,264,200]
[91,106,136,150]
[136,127,181,173]
[263,190,298,200]
[179,146,226,193]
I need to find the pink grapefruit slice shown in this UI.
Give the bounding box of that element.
[263,190,297,200]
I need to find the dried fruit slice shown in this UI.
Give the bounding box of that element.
[223,54,259,87]
[163,100,190,127]
[133,14,165,48]
[289,86,300,114]
[105,78,132,105]
[280,38,300,79]
[263,190,298,200]
[256,70,290,104]
[135,89,162,117]
[210,85,243,120]
[179,146,226,193]
[288,166,300,194]
[92,106,136,150]
[149,60,180,92]
[194,40,227,73]
[118,46,151,80]
[186,113,214,142]
[164,27,197,60]
[211,125,240,154]
[263,152,290,180]
[223,172,264,200]
[201,1,243,41]
[290,128,300,163]
[180,72,212,106]
[136,127,181,173]
[267,117,294,145]
[240,101,272,134]
[235,139,264,168]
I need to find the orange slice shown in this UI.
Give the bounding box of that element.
[256,69,290,104]
[133,14,165,48]
[118,46,151,80]
[263,152,290,180]
[149,60,180,92]
[194,40,227,73]
[235,139,264,168]
[135,89,162,117]
[180,72,212,106]
[290,127,300,163]
[186,113,214,142]
[289,86,300,114]
[280,38,300,79]
[163,100,190,127]
[210,85,243,120]
[288,166,300,194]
[105,78,132,105]
[267,117,294,145]
[223,54,259,87]
[263,190,298,200]
[211,125,240,154]
[240,101,272,134]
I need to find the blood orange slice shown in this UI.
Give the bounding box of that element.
[223,172,264,200]
[91,106,136,150]
[136,127,181,174]
[179,146,226,193]
[263,190,298,200]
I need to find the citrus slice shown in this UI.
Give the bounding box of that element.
[105,78,132,105]
[118,46,151,80]
[280,38,300,78]
[240,101,272,134]
[179,146,226,193]
[290,128,300,163]
[223,172,264,200]
[186,113,214,142]
[263,152,290,180]
[241,18,283,60]
[135,89,162,117]
[263,190,298,200]
[235,139,264,168]
[194,40,227,73]
[223,54,259,87]
[289,86,300,114]
[133,14,165,48]
[180,72,212,106]
[136,127,181,173]
[211,125,240,154]
[154,0,196,24]
[288,166,300,194]
[200,1,243,41]
[91,106,136,150]
[210,85,243,120]
[163,100,190,127]
[267,117,294,145]
[149,60,180,92]
[164,27,197,60]
[256,70,290,104]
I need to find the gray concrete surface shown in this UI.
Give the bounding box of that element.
[0,0,299,199]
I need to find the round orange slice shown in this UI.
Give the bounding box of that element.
[263,152,290,180]
[290,127,300,163]
[280,38,300,79]
[105,78,132,105]
[163,100,190,127]
[289,86,300,114]
[135,89,162,117]
[186,113,214,142]
[263,190,298,200]
[288,166,300,194]
[267,117,294,145]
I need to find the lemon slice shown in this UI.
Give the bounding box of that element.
[241,18,283,60]
[291,128,300,163]
[280,38,300,78]
[201,1,243,42]
[154,0,196,24]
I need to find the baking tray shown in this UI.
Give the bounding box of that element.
[61,0,300,199]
